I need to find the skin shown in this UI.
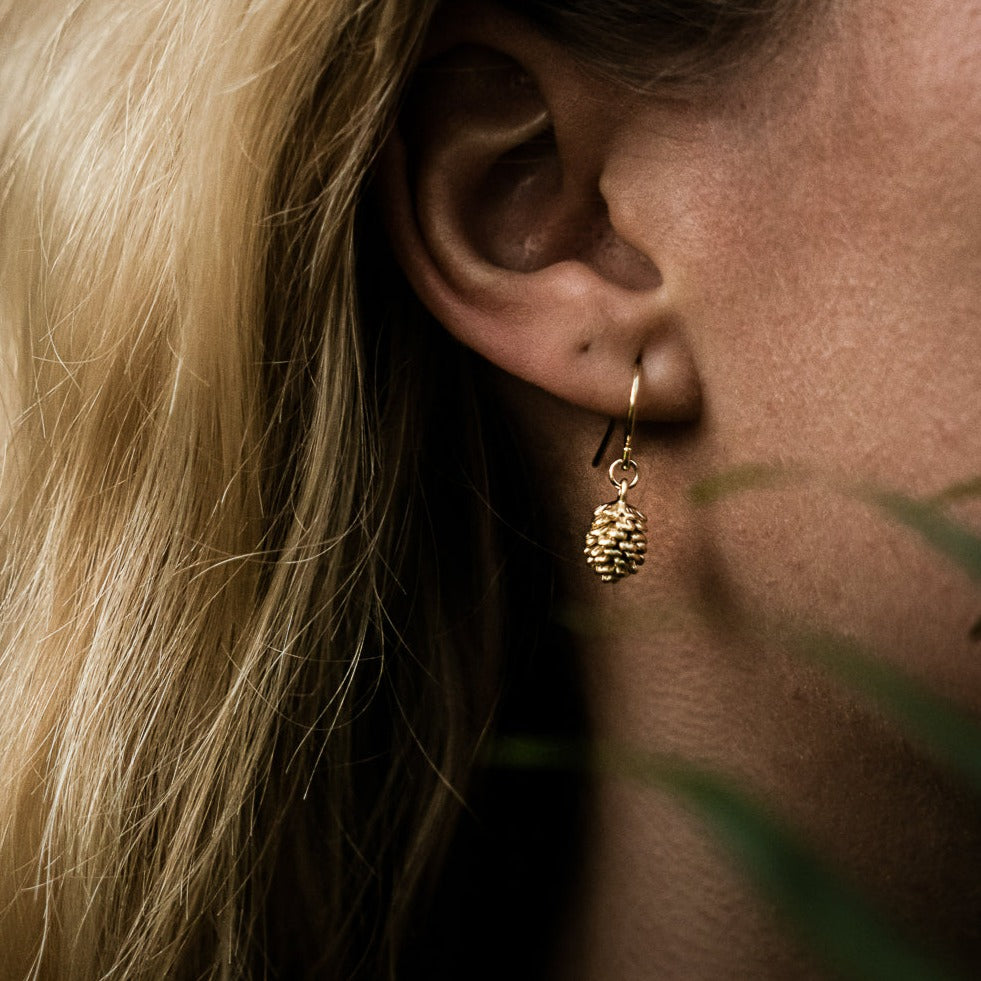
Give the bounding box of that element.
[532,4,981,976]
[387,0,981,976]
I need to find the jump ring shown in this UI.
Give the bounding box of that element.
[608,458,639,489]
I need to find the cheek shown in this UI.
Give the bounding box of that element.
[690,484,981,707]
[701,168,981,494]
[611,12,981,698]
[615,33,981,489]
[686,135,981,703]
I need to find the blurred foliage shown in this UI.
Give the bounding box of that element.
[779,625,981,796]
[930,476,981,506]
[489,735,966,981]
[492,465,981,980]
[688,461,808,505]
[690,464,981,637]
[858,487,981,583]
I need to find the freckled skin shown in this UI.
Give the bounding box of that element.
[498,2,981,977]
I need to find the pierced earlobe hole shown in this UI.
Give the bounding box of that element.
[578,341,591,354]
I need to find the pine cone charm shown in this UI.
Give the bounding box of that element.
[584,497,647,582]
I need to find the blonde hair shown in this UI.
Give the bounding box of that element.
[0,0,507,976]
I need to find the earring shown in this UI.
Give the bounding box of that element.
[584,362,648,582]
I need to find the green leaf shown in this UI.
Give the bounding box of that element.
[651,766,963,981]
[688,463,801,505]
[930,476,981,505]
[487,736,965,981]
[779,625,981,796]
[856,488,981,582]
[687,465,981,583]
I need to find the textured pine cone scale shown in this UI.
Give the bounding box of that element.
[584,498,648,582]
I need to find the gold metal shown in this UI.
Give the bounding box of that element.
[608,457,638,490]
[622,362,640,467]
[584,362,648,582]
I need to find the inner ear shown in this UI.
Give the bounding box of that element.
[475,123,565,272]
[401,43,659,290]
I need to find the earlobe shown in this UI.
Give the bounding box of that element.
[377,6,702,421]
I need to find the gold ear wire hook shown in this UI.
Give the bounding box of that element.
[622,360,640,467]
[590,360,641,468]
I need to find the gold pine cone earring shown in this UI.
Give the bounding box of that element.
[584,361,648,583]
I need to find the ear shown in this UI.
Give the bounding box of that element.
[377,0,702,420]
